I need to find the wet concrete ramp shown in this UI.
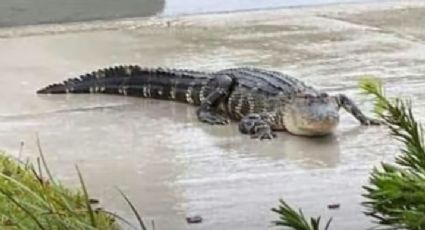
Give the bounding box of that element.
[1,1,425,229]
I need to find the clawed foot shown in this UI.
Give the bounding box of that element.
[251,125,276,140]
[197,109,229,125]
[239,114,276,140]
[361,117,383,126]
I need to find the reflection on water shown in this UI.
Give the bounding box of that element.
[202,125,343,168]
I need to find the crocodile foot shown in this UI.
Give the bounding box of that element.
[239,114,276,140]
[197,109,229,125]
[251,125,276,140]
[361,117,383,126]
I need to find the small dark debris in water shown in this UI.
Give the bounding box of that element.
[89,198,100,204]
[186,215,203,224]
[327,203,340,209]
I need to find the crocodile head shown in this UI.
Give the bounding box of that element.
[283,92,340,136]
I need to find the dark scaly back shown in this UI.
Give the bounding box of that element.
[217,67,319,120]
[219,67,316,96]
[36,65,212,105]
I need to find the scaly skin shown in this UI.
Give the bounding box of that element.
[37,65,380,139]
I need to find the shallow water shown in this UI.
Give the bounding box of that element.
[162,0,377,15]
[0,0,376,27]
[1,2,425,229]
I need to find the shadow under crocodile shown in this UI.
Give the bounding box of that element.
[32,94,369,169]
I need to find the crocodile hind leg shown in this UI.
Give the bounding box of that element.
[239,114,276,140]
[196,74,234,125]
[336,94,381,125]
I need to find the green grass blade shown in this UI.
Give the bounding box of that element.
[36,135,54,183]
[117,188,147,230]
[97,209,140,230]
[0,188,47,230]
[0,172,50,208]
[75,165,97,228]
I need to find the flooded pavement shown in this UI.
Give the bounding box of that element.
[1,1,425,229]
[0,0,165,27]
[1,0,376,27]
[162,0,377,16]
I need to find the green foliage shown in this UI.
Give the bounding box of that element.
[360,77,425,229]
[118,189,147,230]
[0,139,148,230]
[271,199,332,230]
[273,77,425,230]
[0,153,122,230]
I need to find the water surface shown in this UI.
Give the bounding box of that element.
[0,0,377,27]
[1,2,425,229]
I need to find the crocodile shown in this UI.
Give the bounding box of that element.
[37,65,380,139]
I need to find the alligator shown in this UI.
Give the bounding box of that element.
[37,65,380,139]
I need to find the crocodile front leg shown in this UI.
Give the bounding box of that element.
[196,74,234,125]
[336,94,381,125]
[239,114,276,140]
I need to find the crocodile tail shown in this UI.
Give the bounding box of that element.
[36,65,209,104]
